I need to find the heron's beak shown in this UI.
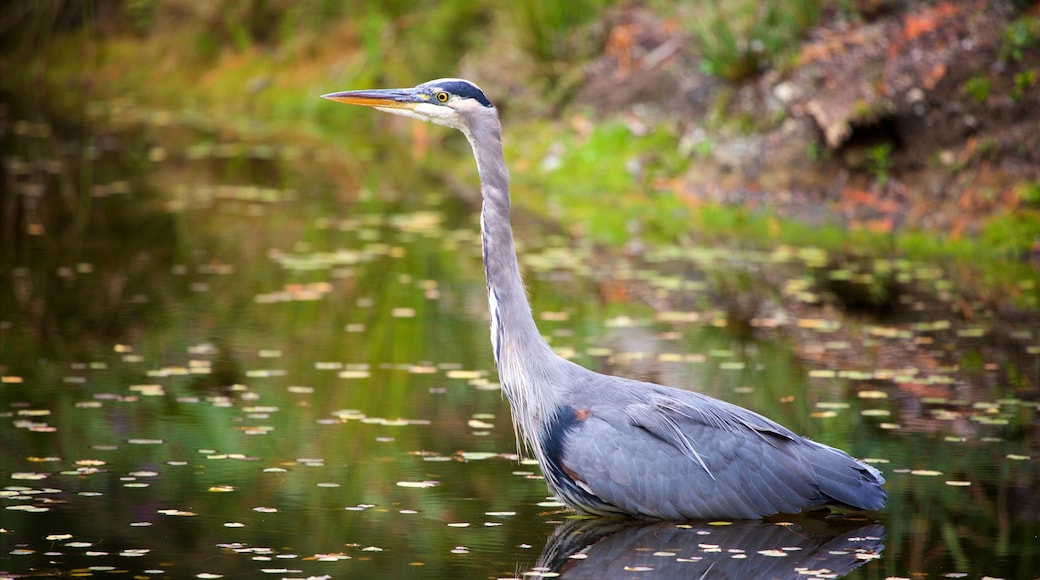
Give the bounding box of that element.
[321,88,426,110]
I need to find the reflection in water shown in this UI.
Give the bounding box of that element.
[534,516,884,579]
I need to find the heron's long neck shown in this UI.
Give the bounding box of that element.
[465,113,558,443]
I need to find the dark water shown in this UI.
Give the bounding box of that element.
[1,100,1038,579]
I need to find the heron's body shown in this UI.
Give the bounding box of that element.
[323,79,886,520]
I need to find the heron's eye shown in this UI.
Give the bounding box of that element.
[435,91,449,103]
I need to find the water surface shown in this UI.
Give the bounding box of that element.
[1,100,1038,578]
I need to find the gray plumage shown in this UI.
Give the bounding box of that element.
[322,78,887,520]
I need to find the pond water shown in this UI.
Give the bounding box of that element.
[1,99,1038,579]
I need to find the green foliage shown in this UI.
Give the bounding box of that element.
[679,0,821,82]
[123,0,158,34]
[160,2,341,56]
[509,120,691,244]
[513,0,617,80]
[867,141,894,189]
[962,74,992,102]
[276,0,350,36]
[1000,15,1040,64]
[1011,69,1038,101]
[805,141,829,162]
[979,210,1040,259]
[1016,180,1040,206]
[377,0,495,81]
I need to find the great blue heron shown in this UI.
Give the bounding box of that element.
[322,79,887,520]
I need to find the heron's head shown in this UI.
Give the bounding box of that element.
[322,78,493,133]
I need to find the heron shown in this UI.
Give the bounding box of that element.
[322,78,887,520]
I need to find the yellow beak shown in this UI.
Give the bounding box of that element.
[321,88,426,110]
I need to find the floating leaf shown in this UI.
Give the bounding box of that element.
[337,370,370,379]
[158,509,197,517]
[130,384,165,396]
[120,549,150,557]
[446,370,483,379]
[396,481,439,488]
[910,470,943,476]
[758,549,788,557]
[11,473,48,480]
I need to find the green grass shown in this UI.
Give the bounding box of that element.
[512,0,616,80]
[507,119,692,244]
[668,0,822,82]
[979,209,1040,260]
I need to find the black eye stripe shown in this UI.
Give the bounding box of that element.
[431,81,492,107]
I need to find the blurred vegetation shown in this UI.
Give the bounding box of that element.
[1000,14,1040,64]
[508,119,692,244]
[513,0,615,81]
[1,0,1038,306]
[0,0,820,114]
[667,0,822,81]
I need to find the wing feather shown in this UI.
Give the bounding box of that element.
[556,383,885,520]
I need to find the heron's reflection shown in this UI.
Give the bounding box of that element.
[528,514,885,579]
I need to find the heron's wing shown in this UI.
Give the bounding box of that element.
[626,390,810,476]
[560,387,883,519]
